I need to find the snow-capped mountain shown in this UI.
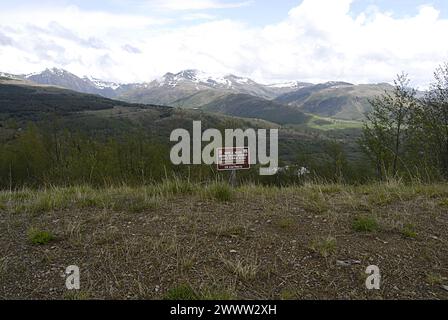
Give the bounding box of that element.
[146,69,293,100]
[0,67,313,105]
[155,70,236,89]
[266,81,314,96]
[23,68,108,96]
[11,68,136,98]
[154,70,255,89]
[0,72,22,80]
[267,81,312,89]
[82,76,121,91]
[0,67,400,120]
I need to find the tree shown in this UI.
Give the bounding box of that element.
[325,141,348,182]
[415,63,448,178]
[360,73,417,179]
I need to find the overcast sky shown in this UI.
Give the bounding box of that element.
[0,0,447,87]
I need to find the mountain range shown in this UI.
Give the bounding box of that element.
[0,68,394,121]
[2,75,357,168]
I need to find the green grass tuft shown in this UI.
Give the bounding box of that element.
[439,199,448,207]
[222,256,259,281]
[164,284,199,300]
[426,273,446,286]
[205,183,234,202]
[352,216,379,232]
[63,291,91,300]
[27,227,55,245]
[401,224,418,239]
[310,236,337,257]
[276,217,295,230]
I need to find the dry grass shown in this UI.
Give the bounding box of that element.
[0,180,447,299]
[310,236,337,258]
[221,255,259,281]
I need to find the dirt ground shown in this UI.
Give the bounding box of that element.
[1,185,448,300]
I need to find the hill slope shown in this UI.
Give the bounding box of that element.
[202,93,310,125]
[0,78,152,118]
[276,82,393,120]
[0,78,367,173]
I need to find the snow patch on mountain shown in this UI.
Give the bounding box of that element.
[83,76,121,90]
[25,68,67,79]
[267,81,311,89]
[0,72,21,80]
[155,70,234,89]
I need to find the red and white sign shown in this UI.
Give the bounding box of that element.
[217,147,250,171]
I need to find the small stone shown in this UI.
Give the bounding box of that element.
[336,260,350,267]
[336,259,361,267]
[375,237,388,244]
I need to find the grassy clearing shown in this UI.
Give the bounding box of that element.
[1,180,447,214]
[0,179,198,214]
[1,180,447,299]
[306,115,363,131]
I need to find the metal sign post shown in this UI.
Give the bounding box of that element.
[229,169,237,187]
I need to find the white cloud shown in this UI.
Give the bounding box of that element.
[151,0,253,11]
[0,0,448,87]
[181,13,217,21]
